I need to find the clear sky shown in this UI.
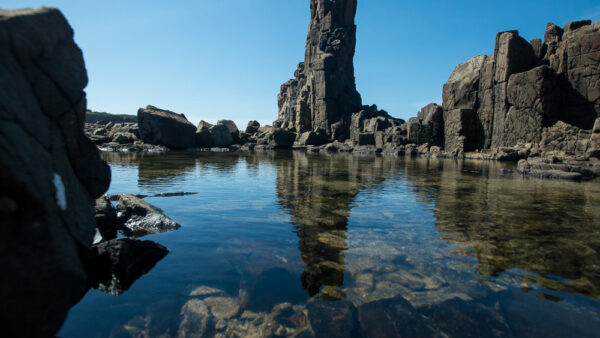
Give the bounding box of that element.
[3,1,600,128]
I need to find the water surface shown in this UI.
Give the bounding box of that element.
[60,151,600,337]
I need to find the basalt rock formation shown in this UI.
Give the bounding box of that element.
[275,0,364,140]
[436,20,600,158]
[0,7,111,336]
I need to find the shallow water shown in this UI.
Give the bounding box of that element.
[60,151,600,337]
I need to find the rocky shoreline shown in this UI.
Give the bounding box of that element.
[84,4,600,180]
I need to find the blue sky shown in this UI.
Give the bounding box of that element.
[3,1,600,127]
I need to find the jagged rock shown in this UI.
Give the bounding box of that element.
[116,194,181,237]
[197,120,214,131]
[87,238,168,295]
[94,195,117,241]
[138,105,196,149]
[275,0,362,137]
[443,55,487,112]
[209,124,234,147]
[245,120,260,134]
[0,7,110,337]
[564,20,592,32]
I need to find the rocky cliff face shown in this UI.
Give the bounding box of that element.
[275,0,363,140]
[0,7,110,336]
[440,20,600,156]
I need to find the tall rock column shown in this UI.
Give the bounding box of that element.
[276,0,362,140]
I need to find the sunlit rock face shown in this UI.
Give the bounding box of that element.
[275,0,362,138]
[0,7,110,336]
[441,20,600,154]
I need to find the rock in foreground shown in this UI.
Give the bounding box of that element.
[0,7,110,337]
[116,194,181,237]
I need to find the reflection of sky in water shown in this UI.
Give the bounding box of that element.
[60,151,600,337]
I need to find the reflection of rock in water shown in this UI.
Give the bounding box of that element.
[138,152,197,185]
[403,157,600,300]
[87,238,169,295]
[275,152,392,300]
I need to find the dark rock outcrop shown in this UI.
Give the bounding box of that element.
[0,7,110,336]
[138,105,196,149]
[116,194,181,237]
[87,238,168,295]
[275,0,362,139]
[94,195,118,242]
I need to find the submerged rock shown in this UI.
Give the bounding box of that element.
[87,238,168,295]
[116,194,181,237]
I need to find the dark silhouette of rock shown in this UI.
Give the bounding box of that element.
[210,124,234,147]
[94,195,117,241]
[87,238,168,295]
[137,105,196,149]
[0,7,110,337]
[245,120,261,134]
[116,194,181,237]
[275,0,362,139]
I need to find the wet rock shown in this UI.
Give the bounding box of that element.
[178,299,214,338]
[0,7,111,337]
[138,105,196,149]
[421,297,511,337]
[116,194,181,237]
[87,238,168,295]
[190,286,226,298]
[306,299,360,338]
[358,295,437,337]
[94,195,117,241]
[204,297,240,321]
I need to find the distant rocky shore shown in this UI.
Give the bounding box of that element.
[85,1,600,180]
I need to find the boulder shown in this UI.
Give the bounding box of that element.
[87,238,168,295]
[137,105,196,149]
[0,7,110,337]
[297,129,328,146]
[245,120,260,134]
[261,128,296,149]
[217,119,239,135]
[195,129,215,148]
[210,124,234,147]
[116,194,181,237]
